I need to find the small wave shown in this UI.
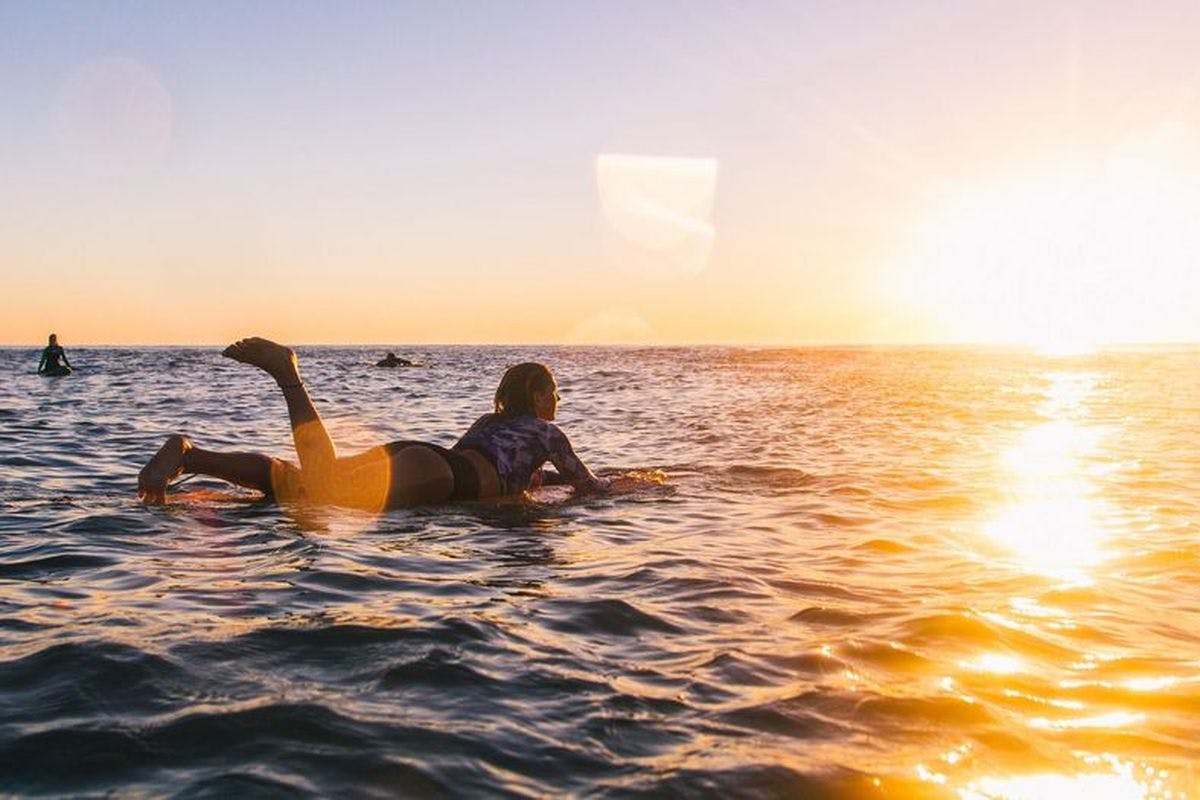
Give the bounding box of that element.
[172,771,313,799]
[0,640,189,725]
[720,464,817,488]
[172,623,438,667]
[766,577,869,602]
[898,611,1074,663]
[847,690,997,730]
[379,648,499,690]
[0,702,435,795]
[789,605,877,627]
[541,598,684,637]
[717,695,852,740]
[811,512,873,528]
[856,537,916,553]
[293,569,417,594]
[0,552,117,578]
[59,512,160,537]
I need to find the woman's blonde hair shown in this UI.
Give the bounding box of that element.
[494,362,554,417]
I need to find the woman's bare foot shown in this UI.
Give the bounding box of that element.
[138,434,192,504]
[221,337,299,385]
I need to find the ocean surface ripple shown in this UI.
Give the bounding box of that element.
[1,345,1197,798]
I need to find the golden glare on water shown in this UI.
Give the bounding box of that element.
[980,373,1114,581]
[1028,710,1146,731]
[905,365,1200,800]
[958,767,1151,800]
[959,653,1025,675]
[912,747,1190,800]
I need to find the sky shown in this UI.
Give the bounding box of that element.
[2,0,1199,346]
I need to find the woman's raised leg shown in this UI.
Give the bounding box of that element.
[221,338,337,480]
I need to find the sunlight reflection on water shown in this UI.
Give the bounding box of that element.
[934,366,1193,799]
[982,373,1113,580]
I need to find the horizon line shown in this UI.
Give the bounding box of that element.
[4,340,1199,349]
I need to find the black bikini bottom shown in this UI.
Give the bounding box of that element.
[383,441,481,501]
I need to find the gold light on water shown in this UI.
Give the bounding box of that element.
[981,374,1113,581]
[912,748,1189,800]
[908,368,1197,800]
[982,493,1103,581]
[959,653,1025,675]
[1028,710,1146,730]
[959,769,1149,800]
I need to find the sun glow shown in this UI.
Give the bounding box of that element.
[895,132,1200,349]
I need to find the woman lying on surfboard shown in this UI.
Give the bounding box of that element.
[138,337,634,508]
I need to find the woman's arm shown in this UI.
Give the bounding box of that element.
[545,427,610,493]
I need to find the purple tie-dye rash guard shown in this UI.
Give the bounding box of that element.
[454,413,609,495]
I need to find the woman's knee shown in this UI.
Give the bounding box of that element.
[268,458,305,500]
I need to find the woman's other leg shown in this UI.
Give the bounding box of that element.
[138,434,297,503]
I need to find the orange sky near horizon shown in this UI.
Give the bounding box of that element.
[4,3,1200,347]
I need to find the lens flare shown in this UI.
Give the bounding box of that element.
[595,153,718,279]
[54,56,173,171]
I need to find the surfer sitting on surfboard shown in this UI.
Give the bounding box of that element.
[138,337,641,508]
[37,333,73,376]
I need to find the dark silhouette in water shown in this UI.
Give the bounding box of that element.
[375,352,413,367]
[37,333,73,376]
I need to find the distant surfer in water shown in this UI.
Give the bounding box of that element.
[139,337,641,508]
[37,333,73,376]
[375,352,412,367]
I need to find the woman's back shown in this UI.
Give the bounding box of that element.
[455,413,605,495]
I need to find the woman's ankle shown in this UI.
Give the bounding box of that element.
[275,368,304,390]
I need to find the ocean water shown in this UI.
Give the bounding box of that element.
[1,345,1198,798]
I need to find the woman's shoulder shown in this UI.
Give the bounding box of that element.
[465,412,545,432]
[497,414,563,438]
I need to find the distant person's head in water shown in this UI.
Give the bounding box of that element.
[494,362,558,421]
[375,352,412,367]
